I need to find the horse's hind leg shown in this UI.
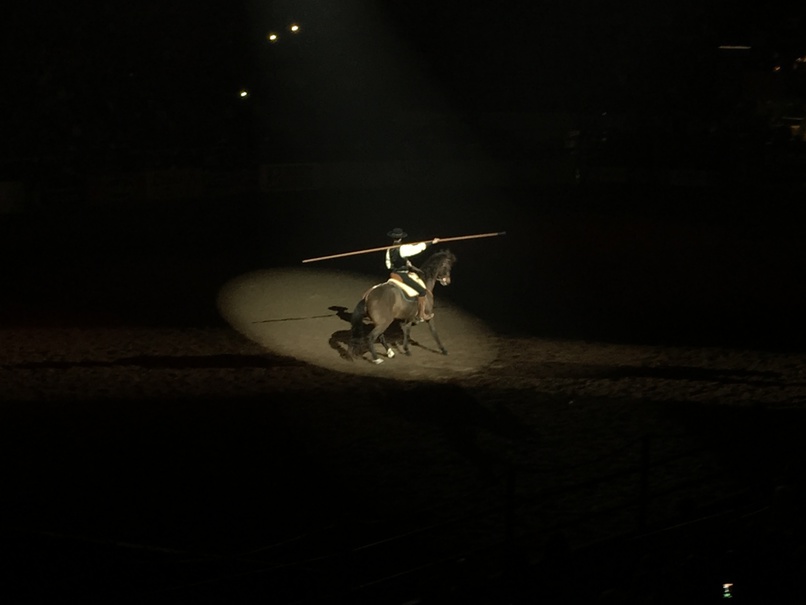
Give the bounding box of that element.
[366,322,393,364]
[378,334,396,359]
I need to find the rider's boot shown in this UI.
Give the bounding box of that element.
[417,296,433,322]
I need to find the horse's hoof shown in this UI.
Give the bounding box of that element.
[441,349,448,355]
[386,349,395,358]
[371,358,384,365]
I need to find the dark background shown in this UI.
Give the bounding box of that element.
[2,2,806,604]
[2,0,806,347]
[3,1,805,162]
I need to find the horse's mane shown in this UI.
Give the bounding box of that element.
[421,249,457,279]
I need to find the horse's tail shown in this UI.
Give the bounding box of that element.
[349,298,368,353]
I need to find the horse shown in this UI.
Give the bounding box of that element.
[349,249,457,364]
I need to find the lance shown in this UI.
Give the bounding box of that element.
[302,231,506,263]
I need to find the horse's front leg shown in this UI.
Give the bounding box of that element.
[401,321,414,356]
[427,319,448,355]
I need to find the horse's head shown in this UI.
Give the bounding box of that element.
[427,250,457,287]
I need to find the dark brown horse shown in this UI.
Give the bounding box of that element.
[349,250,457,364]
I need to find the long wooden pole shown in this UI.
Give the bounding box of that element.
[301,231,506,263]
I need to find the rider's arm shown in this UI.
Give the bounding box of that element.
[398,241,428,259]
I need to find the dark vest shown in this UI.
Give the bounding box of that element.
[388,247,406,271]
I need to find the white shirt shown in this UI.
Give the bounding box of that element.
[385,242,427,269]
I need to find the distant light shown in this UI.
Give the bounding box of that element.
[773,65,782,72]
[289,23,300,33]
[267,32,279,43]
[718,45,751,50]
[239,89,250,99]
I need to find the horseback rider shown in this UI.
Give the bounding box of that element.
[385,227,440,322]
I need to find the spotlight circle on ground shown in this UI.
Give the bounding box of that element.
[217,268,499,379]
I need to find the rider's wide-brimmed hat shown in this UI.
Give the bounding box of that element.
[387,227,407,239]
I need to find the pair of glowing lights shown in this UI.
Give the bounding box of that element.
[774,56,806,73]
[267,23,301,43]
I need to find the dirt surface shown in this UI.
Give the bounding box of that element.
[3,305,806,604]
[217,267,499,378]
